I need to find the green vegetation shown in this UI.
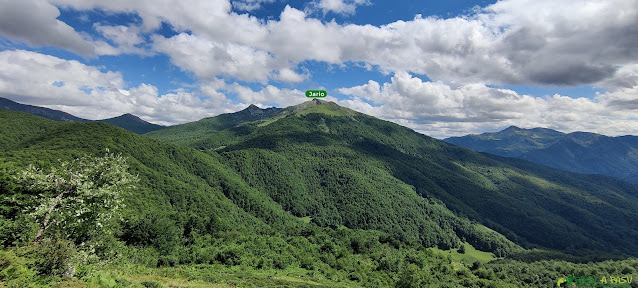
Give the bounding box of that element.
[445,125,638,184]
[98,114,165,134]
[1,97,164,134]
[162,100,638,256]
[1,102,638,287]
[430,242,495,264]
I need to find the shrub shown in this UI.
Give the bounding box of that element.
[33,237,77,276]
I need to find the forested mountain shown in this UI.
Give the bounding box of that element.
[445,126,638,183]
[2,102,638,287]
[150,100,638,255]
[0,96,86,122]
[145,103,284,145]
[0,97,165,134]
[0,109,517,254]
[98,113,165,134]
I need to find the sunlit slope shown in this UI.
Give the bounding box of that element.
[163,100,638,255]
[145,104,284,145]
[0,110,518,256]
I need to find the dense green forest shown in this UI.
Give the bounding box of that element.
[1,103,638,287]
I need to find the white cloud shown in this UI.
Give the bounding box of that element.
[0,0,96,56]
[232,0,275,12]
[37,0,638,87]
[0,50,238,125]
[338,72,638,138]
[93,24,150,55]
[153,33,305,83]
[273,68,306,83]
[307,0,370,15]
[230,83,307,107]
[2,0,637,137]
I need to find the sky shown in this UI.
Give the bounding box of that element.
[0,0,636,138]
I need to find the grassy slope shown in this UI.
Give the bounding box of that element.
[144,105,284,145]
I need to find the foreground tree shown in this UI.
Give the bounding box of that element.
[14,150,137,245]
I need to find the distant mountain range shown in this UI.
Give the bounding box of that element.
[445,126,638,184]
[0,97,165,134]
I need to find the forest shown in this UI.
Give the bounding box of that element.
[1,103,637,287]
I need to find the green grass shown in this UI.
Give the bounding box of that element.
[298,216,312,224]
[25,265,358,288]
[429,242,496,264]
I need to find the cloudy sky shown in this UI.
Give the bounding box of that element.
[0,0,636,138]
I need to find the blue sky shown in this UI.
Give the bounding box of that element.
[0,0,637,138]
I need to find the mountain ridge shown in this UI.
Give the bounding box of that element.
[445,126,638,183]
[0,96,165,134]
[148,100,638,256]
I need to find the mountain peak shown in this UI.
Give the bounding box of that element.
[287,99,358,117]
[99,113,164,134]
[503,125,522,131]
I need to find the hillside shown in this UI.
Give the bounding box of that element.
[145,104,284,145]
[150,100,638,257]
[0,109,528,287]
[2,104,638,287]
[0,97,165,134]
[0,109,515,251]
[0,96,86,122]
[98,113,165,134]
[445,126,638,183]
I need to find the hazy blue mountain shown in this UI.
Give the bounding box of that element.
[445,126,638,183]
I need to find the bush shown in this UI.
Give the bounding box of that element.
[33,237,77,276]
[0,249,37,286]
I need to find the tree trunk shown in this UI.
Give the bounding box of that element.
[34,190,67,243]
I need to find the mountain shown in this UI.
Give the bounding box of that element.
[2,103,638,287]
[0,109,517,254]
[145,103,283,145]
[149,100,638,256]
[0,96,165,134]
[0,96,86,122]
[445,126,638,183]
[0,108,524,287]
[98,113,165,134]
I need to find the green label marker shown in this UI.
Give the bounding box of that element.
[306,90,327,97]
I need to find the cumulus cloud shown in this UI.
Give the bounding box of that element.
[2,0,637,137]
[338,72,638,138]
[0,0,96,56]
[232,0,275,11]
[93,24,150,55]
[306,0,370,15]
[42,0,638,87]
[230,83,307,107]
[153,33,296,83]
[0,50,238,125]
